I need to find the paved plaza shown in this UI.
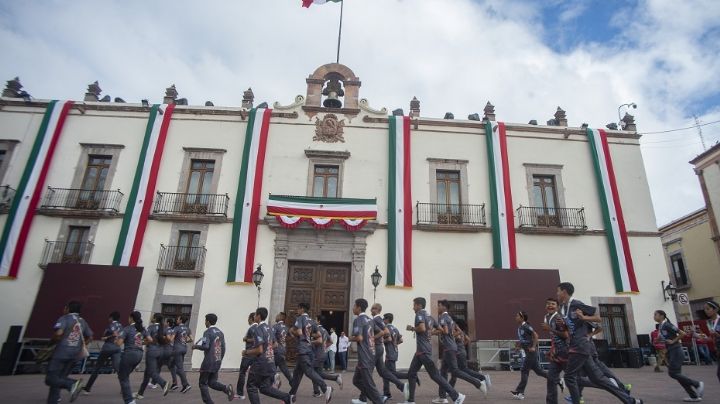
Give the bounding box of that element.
[0,365,717,403]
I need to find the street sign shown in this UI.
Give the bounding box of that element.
[677,293,690,305]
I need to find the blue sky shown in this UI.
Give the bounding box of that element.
[0,0,719,225]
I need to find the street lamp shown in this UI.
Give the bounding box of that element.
[370,265,382,303]
[617,102,637,126]
[252,264,264,307]
[661,280,677,302]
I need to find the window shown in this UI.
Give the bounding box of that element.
[0,140,19,184]
[670,253,690,287]
[186,160,215,195]
[63,226,90,263]
[532,175,560,226]
[174,231,201,270]
[161,303,192,323]
[81,155,112,191]
[312,165,339,197]
[446,300,468,324]
[599,304,630,348]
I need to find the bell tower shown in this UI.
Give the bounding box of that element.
[304,63,361,117]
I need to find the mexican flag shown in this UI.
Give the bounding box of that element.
[302,0,341,7]
[387,115,412,287]
[586,128,639,293]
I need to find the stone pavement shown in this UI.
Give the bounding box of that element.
[0,365,717,403]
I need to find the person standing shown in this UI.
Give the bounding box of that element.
[235,312,257,399]
[511,310,547,400]
[171,315,193,393]
[45,300,93,404]
[655,310,704,402]
[116,311,150,404]
[556,282,643,404]
[350,298,385,404]
[193,313,234,403]
[435,300,486,402]
[355,303,407,404]
[702,301,720,383]
[82,310,122,394]
[651,324,667,372]
[272,312,293,383]
[245,307,294,404]
[338,331,350,371]
[288,302,333,402]
[400,297,465,404]
[327,327,338,371]
[136,313,170,398]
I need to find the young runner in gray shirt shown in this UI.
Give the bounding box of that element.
[288,302,333,402]
[193,313,233,404]
[245,307,294,404]
[82,310,121,394]
[350,298,384,404]
[116,311,149,404]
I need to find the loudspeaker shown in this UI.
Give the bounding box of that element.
[637,334,651,348]
[0,342,21,375]
[5,325,21,343]
[626,348,644,368]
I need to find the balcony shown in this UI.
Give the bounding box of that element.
[39,240,94,268]
[516,206,587,233]
[416,202,487,232]
[156,245,206,278]
[38,187,124,217]
[0,185,15,214]
[151,192,230,223]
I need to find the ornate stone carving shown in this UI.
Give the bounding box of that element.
[483,101,496,121]
[313,114,346,143]
[84,81,102,102]
[273,95,305,110]
[359,98,388,116]
[242,88,254,109]
[164,84,178,105]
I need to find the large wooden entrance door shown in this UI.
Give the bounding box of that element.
[284,261,351,363]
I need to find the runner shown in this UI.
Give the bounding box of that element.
[313,315,342,397]
[655,309,704,402]
[192,313,234,403]
[399,297,465,404]
[171,315,193,393]
[235,312,258,399]
[272,312,293,383]
[245,307,295,404]
[383,313,419,401]
[703,301,720,383]
[288,302,333,402]
[511,310,547,400]
[543,298,569,404]
[116,311,150,404]
[350,298,385,404]
[136,313,170,399]
[449,320,489,394]
[160,317,177,390]
[82,310,121,394]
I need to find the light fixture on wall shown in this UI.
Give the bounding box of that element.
[253,264,264,307]
[661,280,677,302]
[371,265,382,303]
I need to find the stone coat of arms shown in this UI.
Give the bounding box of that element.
[314,114,345,143]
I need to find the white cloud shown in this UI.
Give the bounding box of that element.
[0,0,718,225]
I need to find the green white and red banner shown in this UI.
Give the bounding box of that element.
[485,121,517,269]
[302,0,341,7]
[113,104,176,267]
[586,128,639,293]
[0,100,73,279]
[387,115,412,287]
[228,108,272,284]
[267,195,377,231]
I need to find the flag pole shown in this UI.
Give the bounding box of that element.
[336,0,344,63]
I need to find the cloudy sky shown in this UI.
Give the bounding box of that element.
[1,0,719,226]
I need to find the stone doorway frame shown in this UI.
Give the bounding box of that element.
[267,219,376,333]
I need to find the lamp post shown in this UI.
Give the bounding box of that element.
[252,264,264,307]
[661,280,677,302]
[370,265,382,303]
[617,102,637,126]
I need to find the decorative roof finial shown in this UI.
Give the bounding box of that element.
[163,84,178,104]
[242,88,254,109]
[84,81,102,102]
[409,96,420,117]
[483,101,496,121]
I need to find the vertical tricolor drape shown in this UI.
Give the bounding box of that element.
[0,100,73,279]
[113,104,176,266]
[484,120,517,269]
[228,108,272,283]
[586,128,639,293]
[387,115,412,287]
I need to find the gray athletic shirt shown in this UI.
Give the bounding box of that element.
[119,324,147,352]
[415,309,434,355]
[384,323,401,361]
[272,321,288,355]
[294,313,316,355]
[100,320,122,352]
[173,323,191,352]
[52,313,93,360]
[438,312,458,351]
[353,313,375,368]
[562,298,597,355]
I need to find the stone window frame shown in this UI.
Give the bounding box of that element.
[427,158,470,205]
[590,296,638,348]
[667,248,692,290]
[71,144,124,190]
[523,163,567,209]
[177,148,227,194]
[305,150,350,197]
[54,218,100,264]
[0,140,19,185]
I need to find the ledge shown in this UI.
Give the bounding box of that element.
[516,226,588,236]
[415,224,490,233]
[183,147,227,154]
[149,214,232,224]
[37,208,123,219]
[305,149,351,160]
[302,106,361,116]
[157,269,204,278]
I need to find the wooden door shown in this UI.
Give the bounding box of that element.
[284,261,350,362]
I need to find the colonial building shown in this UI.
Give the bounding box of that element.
[0,63,673,370]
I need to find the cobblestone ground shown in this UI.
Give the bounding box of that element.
[1,365,717,403]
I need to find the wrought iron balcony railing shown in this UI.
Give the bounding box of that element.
[40,240,94,267]
[0,185,16,213]
[40,187,124,212]
[157,245,206,274]
[153,192,230,217]
[416,202,486,226]
[516,206,587,230]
